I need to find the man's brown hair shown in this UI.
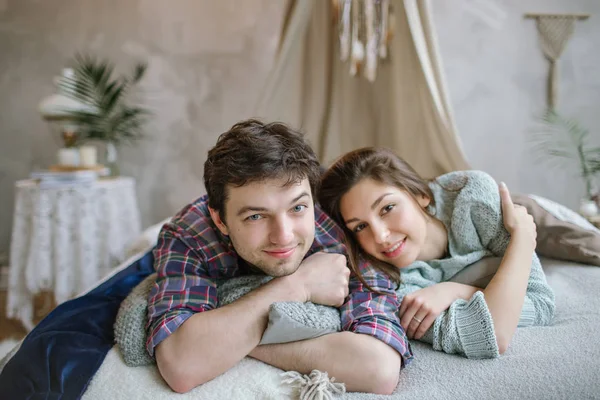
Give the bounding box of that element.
[203,119,321,220]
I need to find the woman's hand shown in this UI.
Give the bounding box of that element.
[499,182,537,250]
[399,282,475,340]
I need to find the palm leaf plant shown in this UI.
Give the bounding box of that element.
[531,111,600,199]
[57,53,151,174]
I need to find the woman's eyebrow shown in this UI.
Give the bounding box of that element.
[370,193,393,210]
[344,193,393,224]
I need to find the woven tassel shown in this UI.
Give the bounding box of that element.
[281,369,346,400]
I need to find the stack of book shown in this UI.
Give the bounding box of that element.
[30,168,109,189]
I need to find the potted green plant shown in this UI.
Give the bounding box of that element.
[58,53,151,176]
[531,111,600,216]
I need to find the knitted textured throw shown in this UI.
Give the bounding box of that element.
[114,274,341,367]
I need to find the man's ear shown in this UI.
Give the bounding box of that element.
[417,194,431,208]
[208,207,229,236]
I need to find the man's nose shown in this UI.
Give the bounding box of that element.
[269,216,294,245]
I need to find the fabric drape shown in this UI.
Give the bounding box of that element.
[254,0,470,178]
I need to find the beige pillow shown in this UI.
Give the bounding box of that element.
[513,194,600,266]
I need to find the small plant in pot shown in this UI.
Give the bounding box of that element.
[531,110,600,217]
[58,53,152,176]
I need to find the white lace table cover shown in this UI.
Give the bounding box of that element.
[7,177,142,331]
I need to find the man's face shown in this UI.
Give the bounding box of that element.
[210,178,316,277]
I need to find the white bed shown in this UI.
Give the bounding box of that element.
[3,217,600,400]
[75,255,600,400]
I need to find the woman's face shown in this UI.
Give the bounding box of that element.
[339,178,430,269]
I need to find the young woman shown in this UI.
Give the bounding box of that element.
[318,147,555,359]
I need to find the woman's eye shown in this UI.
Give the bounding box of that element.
[247,214,262,221]
[353,223,367,233]
[381,204,395,215]
[292,205,307,213]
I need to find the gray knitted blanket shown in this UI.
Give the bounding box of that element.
[114,274,341,366]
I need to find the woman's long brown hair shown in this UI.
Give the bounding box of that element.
[318,147,437,293]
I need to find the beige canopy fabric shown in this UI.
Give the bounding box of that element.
[253,0,469,179]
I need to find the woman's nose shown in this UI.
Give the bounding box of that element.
[372,221,390,244]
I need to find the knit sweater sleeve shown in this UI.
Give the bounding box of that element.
[398,280,499,359]
[413,171,555,359]
[467,171,555,328]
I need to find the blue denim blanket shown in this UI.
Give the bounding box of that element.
[0,250,154,399]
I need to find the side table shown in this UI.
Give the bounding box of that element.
[7,176,142,331]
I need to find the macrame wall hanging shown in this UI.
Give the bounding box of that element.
[332,0,395,82]
[525,12,590,110]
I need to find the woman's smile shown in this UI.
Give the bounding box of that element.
[381,238,406,258]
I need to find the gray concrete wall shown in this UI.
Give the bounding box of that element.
[433,0,600,209]
[0,0,286,255]
[1,0,599,256]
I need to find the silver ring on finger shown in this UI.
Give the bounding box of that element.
[412,316,423,323]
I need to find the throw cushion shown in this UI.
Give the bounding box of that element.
[513,194,600,266]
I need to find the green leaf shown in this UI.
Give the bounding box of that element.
[588,158,600,174]
[56,52,151,144]
[131,63,147,84]
[103,82,126,113]
[529,111,596,181]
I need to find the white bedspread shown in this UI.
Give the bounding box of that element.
[81,257,600,399]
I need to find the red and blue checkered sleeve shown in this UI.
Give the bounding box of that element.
[145,223,217,357]
[340,259,414,367]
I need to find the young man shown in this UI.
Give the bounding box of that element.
[146,119,413,394]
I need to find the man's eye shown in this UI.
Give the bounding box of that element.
[292,205,307,213]
[246,214,262,221]
[353,223,367,233]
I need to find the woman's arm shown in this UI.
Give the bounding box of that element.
[397,180,554,359]
[482,232,534,353]
[513,252,555,329]
[481,183,554,353]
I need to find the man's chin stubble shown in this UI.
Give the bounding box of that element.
[262,260,302,278]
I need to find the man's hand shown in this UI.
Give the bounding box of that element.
[291,252,350,306]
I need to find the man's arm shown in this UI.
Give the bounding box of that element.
[251,259,411,395]
[155,277,305,393]
[148,225,350,394]
[249,332,401,395]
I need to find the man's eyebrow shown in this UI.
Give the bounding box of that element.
[236,206,269,217]
[290,192,310,204]
[236,192,311,217]
[344,193,393,224]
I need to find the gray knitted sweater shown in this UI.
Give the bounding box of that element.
[397,171,555,359]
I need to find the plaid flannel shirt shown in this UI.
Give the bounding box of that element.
[146,195,413,366]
